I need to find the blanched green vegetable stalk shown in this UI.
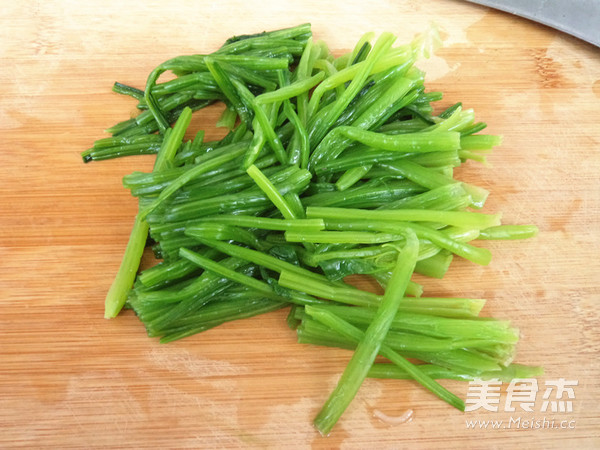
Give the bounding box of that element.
[104,107,192,318]
[84,23,540,434]
[313,230,420,435]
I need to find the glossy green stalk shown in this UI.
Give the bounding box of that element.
[308,220,492,266]
[132,270,248,333]
[158,169,311,222]
[137,257,201,289]
[312,230,420,434]
[283,192,307,219]
[179,248,324,307]
[310,128,460,169]
[112,81,145,100]
[414,250,453,278]
[91,134,163,150]
[303,180,424,209]
[231,79,287,164]
[306,206,501,229]
[346,33,374,67]
[312,148,459,175]
[285,230,403,245]
[306,308,466,412]
[216,60,278,91]
[246,164,298,219]
[273,69,310,168]
[478,225,539,240]
[151,72,218,96]
[335,165,372,191]
[460,134,502,150]
[307,39,408,117]
[377,183,470,211]
[139,143,248,220]
[83,142,164,161]
[308,33,397,146]
[192,215,324,232]
[204,58,253,127]
[311,74,418,168]
[104,217,150,319]
[184,237,339,287]
[104,108,192,318]
[381,159,489,208]
[368,363,543,382]
[160,296,286,343]
[182,223,262,250]
[307,304,518,343]
[256,72,325,104]
[278,270,379,307]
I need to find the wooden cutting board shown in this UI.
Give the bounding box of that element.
[1,1,599,447]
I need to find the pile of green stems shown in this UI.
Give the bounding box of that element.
[83,24,541,435]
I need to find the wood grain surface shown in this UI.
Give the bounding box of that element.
[1,1,599,448]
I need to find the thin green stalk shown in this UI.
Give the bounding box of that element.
[85,135,164,161]
[143,69,170,133]
[414,250,453,278]
[307,220,492,266]
[478,225,539,240]
[460,134,502,150]
[132,257,250,317]
[307,304,518,343]
[346,33,374,67]
[307,39,406,117]
[302,180,424,209]
[104,217,150,319]
[308,34,400,146]
[311,74,419,168]
[278,270,379,307]
[160,297,286,343]
[283,192,307,219]
[137,256,202,289]
[304,310,467,410]
[184,238,342,288]
[310,128,460,169]
[368,363,543,382]
[182,223,263,250]
[112,81,145,100]
[306,242,400,264]
[104,108,193,318]
[83,142,164,161]
[139,143,248,220]
[192,215,324,232]
[312,230,420,434]
[381,159,489,208]
[256,72,325,104]
[274,69,310,168]
[376,183,470,211]
[301,316,502,355]
[246,164,298,219]
[231,79,287,164]
[204,58,253,127]
[306,206,501,229]
[158,169,311,222]
[335,165,372,191]
[216,60,278,91]
[179,248,324,307]
[285,230,403,245]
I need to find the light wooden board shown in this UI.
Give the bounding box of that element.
[1,1,599,448]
